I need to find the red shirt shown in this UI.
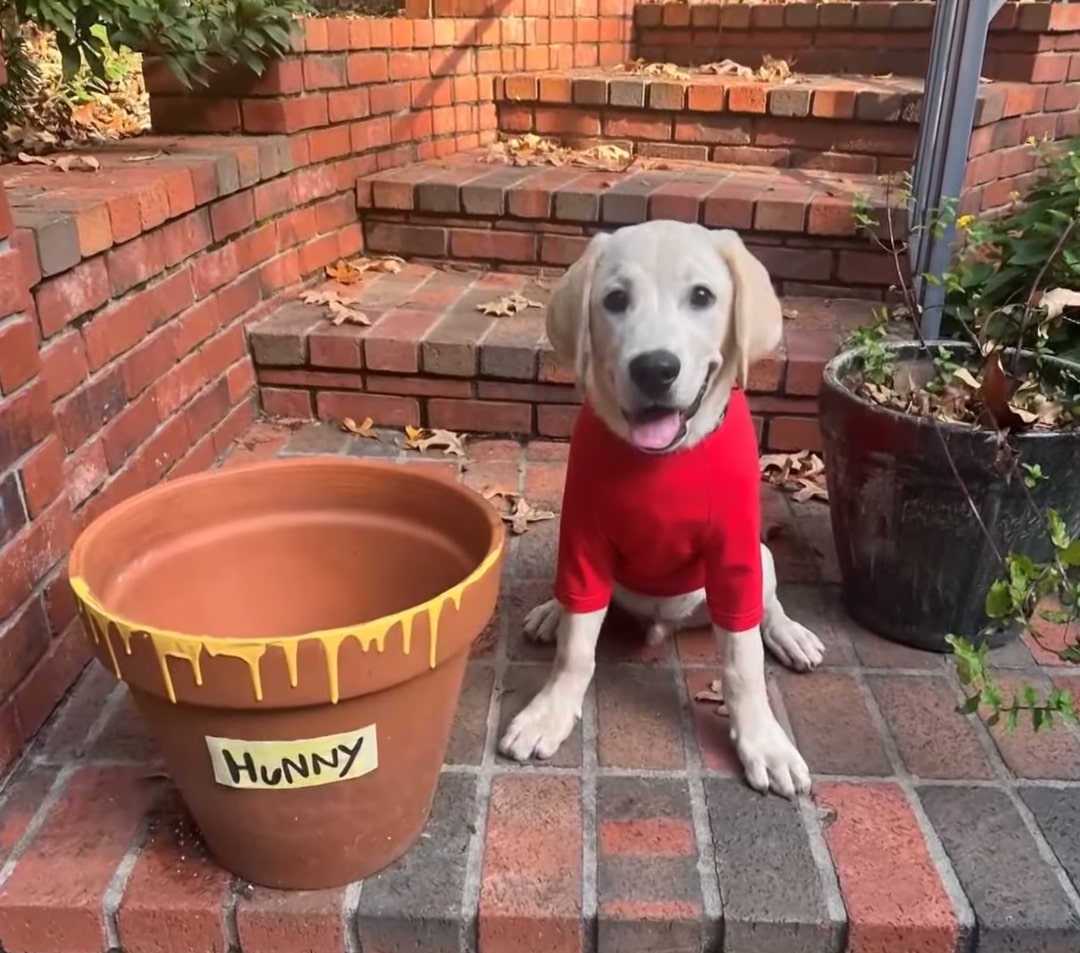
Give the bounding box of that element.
[554,389,764,632]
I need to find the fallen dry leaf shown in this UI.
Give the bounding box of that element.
[325,259,366,285]
[403,426,467,456]
[300,288,370,326]
[341,416,379,439]
[478,292,544,317]
[484,487,556,535]
[17,151,99,171]
[123,152,163,163]
[612,58,692,80]
[699,54,795,83]
[693,679,728,713]
[505,496,556,535]
[761,451,828,503]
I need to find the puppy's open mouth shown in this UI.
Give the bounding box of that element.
[624,366,715,453]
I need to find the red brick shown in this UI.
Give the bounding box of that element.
[817,783,958,953]
[728,84,768,114]
[0,376,53,474]
[362,308,442,372]
[315,390,419,427]
[428,398,532,434]
[536,402,577,438]
[242,95,329,134]
[34,259,111,337]
[0,317,40,395]
[117,792,233,953]
[260,386,314,418]
[0,765,156,953]
[236,888,347,953]
[778,671,891,775]
[766,415,822,452]
[0,247,29,321]
[480,776,583,953]
[0,595,50,699]
[18,435,64,517]
[12,618,87,743]
[600,665,682,769]
[599,818,695,857]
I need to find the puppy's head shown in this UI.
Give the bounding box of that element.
[545,221,782,453]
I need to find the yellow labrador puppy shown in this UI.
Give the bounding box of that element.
[499,221,824,798]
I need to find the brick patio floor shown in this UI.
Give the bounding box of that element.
[1,421,1080,953]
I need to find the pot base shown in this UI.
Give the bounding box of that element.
[132,652,467,889]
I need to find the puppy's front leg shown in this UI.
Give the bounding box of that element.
[499,606,606,762]
[722,624,811,798]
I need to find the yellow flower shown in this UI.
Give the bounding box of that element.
[1026,135,1038,146]
[1009,191,1021,202]
[957,214,974,229]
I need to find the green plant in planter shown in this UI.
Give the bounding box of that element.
[839,139,1080,728]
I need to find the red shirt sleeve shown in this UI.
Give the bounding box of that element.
[703,395,765,632]
[553,438,615,614]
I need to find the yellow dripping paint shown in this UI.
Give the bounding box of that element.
[278,640,299,688]
[68,540,502,706]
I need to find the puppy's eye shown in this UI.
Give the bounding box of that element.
[603,289,630,313]
[690,285,715,309]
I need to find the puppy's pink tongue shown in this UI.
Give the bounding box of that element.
[628,411,682,450]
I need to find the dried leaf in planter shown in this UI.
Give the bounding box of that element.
[978,351,1026,430]
[341,416,378,438]
[951,366,981,390]
[402,426,467,456]
[1039,287,1080,321]
[478,292,544,317]
[792,478,829,504]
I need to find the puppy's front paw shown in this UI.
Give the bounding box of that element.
[731,714,811,799]
[499,693,578,761]
[523,599,563,644]
[762,617,825,673]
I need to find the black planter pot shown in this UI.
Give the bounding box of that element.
[819,341,1080,653]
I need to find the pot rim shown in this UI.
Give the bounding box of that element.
[823,339,1080,440]
[67,456,506,658]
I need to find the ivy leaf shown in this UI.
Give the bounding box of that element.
[985,579,1012,618]
[1047,508,1071,550]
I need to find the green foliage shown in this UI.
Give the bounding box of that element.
[0,19,40,126]
[949,498,1080,732]
[843,308,897,387]
[8,0,310,90]
[944,139,1080,357]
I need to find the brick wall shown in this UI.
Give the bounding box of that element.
[0,48,87,779]
[0,15,497,780]
[633,2,1080,78]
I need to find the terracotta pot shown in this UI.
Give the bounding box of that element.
[68,457,504,889]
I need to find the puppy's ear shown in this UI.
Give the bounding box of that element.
[712,230,782,388]
[546,232,610,380]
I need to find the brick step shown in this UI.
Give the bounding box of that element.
[634,1,1080,81]
[497,70,936,173]
[248,262,873,449]
[355,152,901,296]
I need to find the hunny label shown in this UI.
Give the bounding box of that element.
[205,724,379,790]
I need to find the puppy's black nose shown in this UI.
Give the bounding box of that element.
[629,350,681,399]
